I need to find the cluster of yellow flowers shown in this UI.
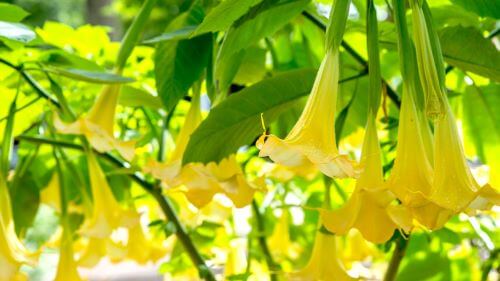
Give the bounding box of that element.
[0,0,497,280]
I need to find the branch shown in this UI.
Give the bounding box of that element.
[384,233,410,281]
[252,200,280,281]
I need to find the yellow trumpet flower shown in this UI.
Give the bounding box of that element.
[0,177,34,281]
[179,155,265,208]
[80,151,139,239]
[125,223,166,264]
[144,92,202,187]
[54,230,84,281]
[387,86,433,207]
[224,238,247,279]
[55,84,136,161]
[289,229,355,281]
[257,49,359,179]
[78,237,126,267]
[430,105,499,211]
[385,84,456,230]
[322,118,410,243]
[40,172,61,212]
[268,209,299,259]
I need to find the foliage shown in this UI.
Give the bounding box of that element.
[0,0,498,280]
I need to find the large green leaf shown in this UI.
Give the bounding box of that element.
[215,0,310,89]
[0,3,29,22]
[116,0,157,70]
[451,0,500,19]
[192,0,264,36]
[462,84,500,184]
[439,26,500,82]
[47,67,135,84]
[119,86,163,109]
[143,26,197,44]
[183,68,316,164]
[0,21,36,44]
[155,6,211,112]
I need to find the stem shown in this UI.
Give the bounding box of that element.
[15,135,216,281]
[251,200,279,281]
[384,234,410,281]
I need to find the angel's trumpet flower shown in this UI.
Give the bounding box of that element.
[125,222,166,264]
[386,85,453,230]
[144,92,202,187]
[387,85,433,206]
[180,155,264,208]
[78,237,126,267]
[322,118,411,243]
[224,239,247,279]
[268,209,299,259]
[0,178,34,280]
[409,0,499,213]
[289,229,355,281]
[429,104,499,212]
[41,172,61,212]
[55,84,135,161]
[257,49,359,178]
[80,152,138,239]
[54,229,84,281]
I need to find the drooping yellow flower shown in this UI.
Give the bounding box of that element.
[429,105,499,212]
[179,155,265,208]
[0,177,34,281]
[409,0,499,217]
[224,238,247,279]
[55,84,136,161]
[268,209,299,259]
[387,85,433,207]
[322,118,411,243]
[40,172,61,212]
[125,222,167,264]
[339,230,379,264]
[54,229,84,281]
[144,92,202,187]
[80,151,139,239]
[78,237,126,267]
[289,229,355,281]
[257,49,359,179]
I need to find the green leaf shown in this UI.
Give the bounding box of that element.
[0,3,29,22]
[155,6,211,112]
[40,50,104,71]
[143,25,197,44]
[439,26,500,81]
[119,86,163,109]
[47,67,135,84]
[116,0,157,70]
[233,46,267,85]
[450,0,500,19]
[216,0,310,87]
[192,0,264,36]
[183,68,316,164]
[0,21,36,44]
[462,84,500,176]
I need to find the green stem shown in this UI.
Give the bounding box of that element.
[252,200,279,281]
[384,234,410,281]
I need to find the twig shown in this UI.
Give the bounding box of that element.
[384,233,410,281]
[252,200,280,281]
